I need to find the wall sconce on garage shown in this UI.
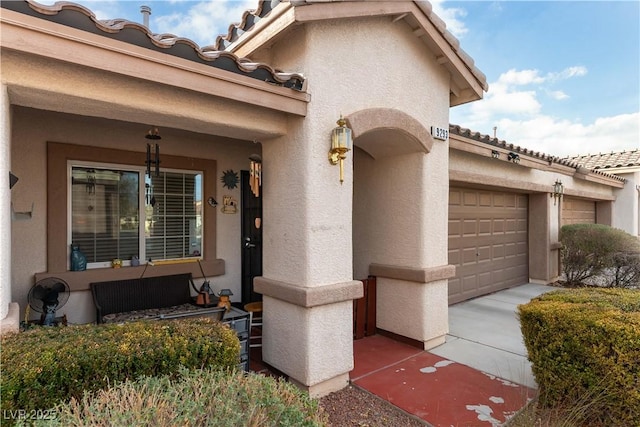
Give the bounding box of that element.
[551,179,564,205]
[328,115,353,184]
[507,152,520,164]
[491,150,500,159]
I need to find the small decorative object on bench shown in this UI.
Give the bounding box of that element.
[217,288,233,312]
[90,273,225,324]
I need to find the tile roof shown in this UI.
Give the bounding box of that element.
[566,150,640,171]
[214,0,277,51]
[213,0,488,93]
[1,0,305,91]
[449,125,626,183]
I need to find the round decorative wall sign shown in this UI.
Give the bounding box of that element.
[221,169,239,189]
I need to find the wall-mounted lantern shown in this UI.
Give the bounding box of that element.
[551,179,564,205]
[328,115,352,184]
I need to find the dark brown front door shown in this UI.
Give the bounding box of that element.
[241,170,262,305]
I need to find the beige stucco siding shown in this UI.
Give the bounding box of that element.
[261,17,451,285]
[11,107,258,324]
[449,149,617,201]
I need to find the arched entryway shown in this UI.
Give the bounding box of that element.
[350,108,453,348]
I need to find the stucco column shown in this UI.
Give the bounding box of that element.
[0,83,19,335]
[255,117,362,397]
[612,173,639,236]
[529,192,560,283]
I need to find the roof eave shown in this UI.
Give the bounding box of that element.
[0,6,309,117]
[449,125,626,189]
[226,1,487,106]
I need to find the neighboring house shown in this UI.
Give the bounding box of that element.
[566,150,640,237]
[0,0,627,396]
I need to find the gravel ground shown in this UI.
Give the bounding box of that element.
[318,385,426,426]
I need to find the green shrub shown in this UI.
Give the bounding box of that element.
[24,367,327,427]
[1,319,239,415]
[519,288,640,426]
[560,223,640,287]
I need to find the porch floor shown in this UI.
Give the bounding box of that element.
[351,334,534,426]
[249,283,554,426]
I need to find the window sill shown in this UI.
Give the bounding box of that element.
[34,259,225,292]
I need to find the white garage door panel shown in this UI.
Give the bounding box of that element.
[448,187,529,304]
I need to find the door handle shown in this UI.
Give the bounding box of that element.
[244,237,256,249]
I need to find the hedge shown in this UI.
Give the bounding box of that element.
[519,288,640,425]
[20,367,327,427]
[1,319,240,415]
[560,223,640,287]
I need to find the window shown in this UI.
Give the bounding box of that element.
[69,163,202,269]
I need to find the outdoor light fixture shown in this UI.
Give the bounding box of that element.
[328,115,353,184]
[551,179,564,205]
[146,127,161,140]
[507,152,520,164]
[491,150,500,159]
[9,172,18,189]
[145,127,161,177]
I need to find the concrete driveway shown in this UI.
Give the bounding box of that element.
[429,283,556,389]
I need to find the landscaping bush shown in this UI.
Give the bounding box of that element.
[519,288,640,426]
[1,319,239,415]
[22,367,327,427]
[560,223,640,287]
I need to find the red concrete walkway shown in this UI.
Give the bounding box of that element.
[352,335,535,427]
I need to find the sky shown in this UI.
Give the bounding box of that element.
[43,0,639,158]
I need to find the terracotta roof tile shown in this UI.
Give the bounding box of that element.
[214,0,275,51]
[213,0,488,93]
[2,0,305,90]
[566,150,640,170]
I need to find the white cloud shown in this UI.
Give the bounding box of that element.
[547,66,588,82]
[430,0,468,38]
[487,112,640,157]
[497,69,545,86]
[451,64,638,158]
[461,65,590,124]
[548,90,569,100]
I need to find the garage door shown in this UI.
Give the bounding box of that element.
[448,187,529,304]
[562,196,596,226]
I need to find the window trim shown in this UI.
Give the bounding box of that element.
[68,162,204,269]
[46,142,222,289]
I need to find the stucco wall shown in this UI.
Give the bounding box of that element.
[450,149,617,200]
[263,17,451,284]
[0,85,12,322]
[11,107,258,324]
[612,171,639,236]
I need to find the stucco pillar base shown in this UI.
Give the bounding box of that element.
[376,277,449,347]
[289,373,350,398]
[0,302,20,336]
[254,277,363,396]
[529,278,557,285]
[369,263,453,348]
[423,335,446,350]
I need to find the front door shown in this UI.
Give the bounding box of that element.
[241,170,262,305]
